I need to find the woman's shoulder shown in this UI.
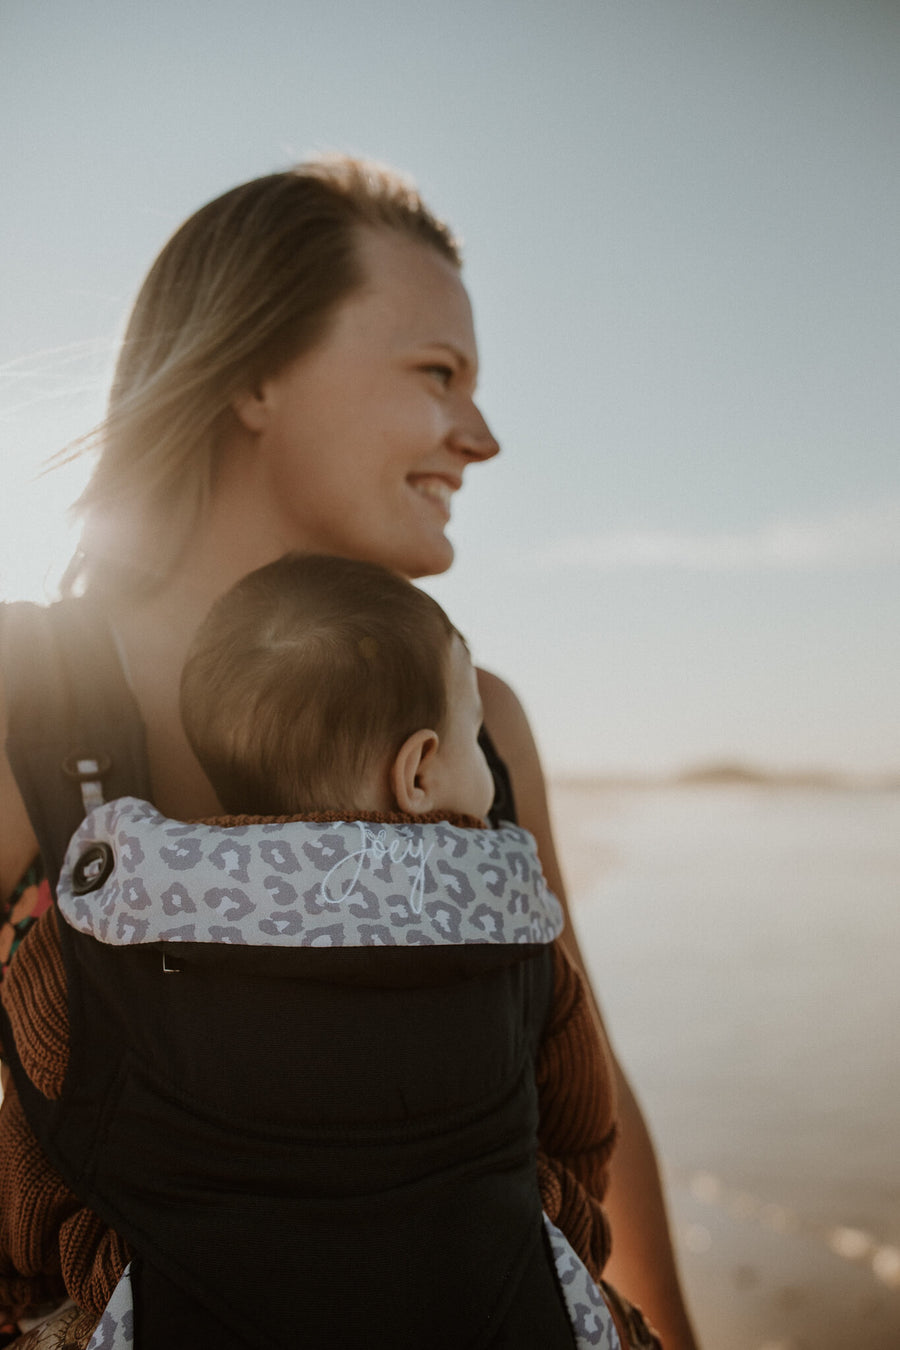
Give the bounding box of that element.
[476,669,547,819]
[476,668,532,752]
[476,668,545,799]
[476,667,570,915]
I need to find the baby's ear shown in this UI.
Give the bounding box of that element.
[391,730,440,815]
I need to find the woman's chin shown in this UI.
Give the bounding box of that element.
[403,535,455,579]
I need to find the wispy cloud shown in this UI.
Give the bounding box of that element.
[533,503,900,573]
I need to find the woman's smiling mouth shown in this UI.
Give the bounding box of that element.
[408,475,458,515]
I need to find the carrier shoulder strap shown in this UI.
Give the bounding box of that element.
[1,597,152,892]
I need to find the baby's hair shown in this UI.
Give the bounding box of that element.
[180,553,460,815]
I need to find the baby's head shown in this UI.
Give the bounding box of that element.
[180,553,494,821]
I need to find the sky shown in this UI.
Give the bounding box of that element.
[1,0,898,777]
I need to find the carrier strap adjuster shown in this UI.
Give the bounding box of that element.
[63,753,112,815]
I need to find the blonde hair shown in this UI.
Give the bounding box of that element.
[69,157,461,595]
[180,553,459,815]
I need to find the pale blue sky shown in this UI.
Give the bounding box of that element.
[2,0,898,774]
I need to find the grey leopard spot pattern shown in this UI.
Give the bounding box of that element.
[308,923,344,947]
[259,838,301,874]
[432,821,468,856]
[366,847,395,885]
[344,881,381,921]
[116,831,144,874]
[507,889,532,918]
[259,910,304,938]
[159,923,197,941]
[159,836,202,870]
[300,880,331,917]
[209,925,246,944]
[385,890,424,927]
[302,832,345,868]
[202,886,254,923]
[162,881,196,916]
[435,859,476,907]
[208,837,252,882]
[470,903,504,940]
[87,1263,135,1348]
[471,830,504,862]
[506,850,531,883]
[477,862,507,898]
[115,913,149,944]
[543,1217,620,1349]
[58,799,564,951]
[264,875,298,906]
[70,893,92,926]
[121,878,151,910]
[358,923,395,945]
[417,862,440,903]
[424,899,462,942]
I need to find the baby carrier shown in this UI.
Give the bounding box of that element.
[0,598,636,1350]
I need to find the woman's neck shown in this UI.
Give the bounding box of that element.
[107,453,296,637]
[100,501,294,821]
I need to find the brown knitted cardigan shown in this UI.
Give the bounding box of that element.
[0,874,619,1334]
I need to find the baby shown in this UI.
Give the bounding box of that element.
[179,551,496,824]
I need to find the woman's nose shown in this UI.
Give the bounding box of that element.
[451,401,500,462]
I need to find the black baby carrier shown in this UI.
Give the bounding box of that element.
[0,598,618,1350]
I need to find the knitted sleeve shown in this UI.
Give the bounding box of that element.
[535,944,664,1348]
[535,940,619,1280]
[1,906,69,1098]
[0,909,130,1324]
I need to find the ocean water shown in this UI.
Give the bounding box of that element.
[560,785,900,1348]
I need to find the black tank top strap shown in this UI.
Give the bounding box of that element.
[479,725,517,827]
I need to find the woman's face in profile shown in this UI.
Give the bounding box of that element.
[233,228,499,579]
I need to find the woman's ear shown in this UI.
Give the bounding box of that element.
[231,383,270,434]
[391,729,440,815]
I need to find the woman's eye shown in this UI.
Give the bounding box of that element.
[423,364,454,387]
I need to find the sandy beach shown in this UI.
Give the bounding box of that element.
[549,778,900,1349]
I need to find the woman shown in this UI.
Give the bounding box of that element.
[0,157,698,1348]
